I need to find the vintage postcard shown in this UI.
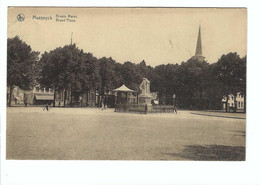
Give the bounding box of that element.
[6,7,246,161]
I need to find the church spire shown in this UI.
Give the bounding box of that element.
[195,25,202,56]
[191,25,205,62]
[70,32,73,45]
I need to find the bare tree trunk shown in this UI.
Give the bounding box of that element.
[199,88,203,110]
[86,90,89,106]
[53,88,56,107]
[63,90,67,107]
[24,93,28,107]
[244,92,246,113]
[225,94,228,112]
[234,94,237,113]
[8,85,13,107]
[70,90,73,107]
[98,89,101,107]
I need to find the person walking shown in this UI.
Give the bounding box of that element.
[43,103,49,111]
[101,101,105,111]
[173,105,177,114]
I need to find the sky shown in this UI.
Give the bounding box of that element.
[8,7,247,67]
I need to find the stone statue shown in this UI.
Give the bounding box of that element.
[138,78,152,108]
[139,78,150,95]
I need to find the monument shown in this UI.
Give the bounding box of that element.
[138,78,152,108]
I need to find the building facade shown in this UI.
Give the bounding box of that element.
[7,85,102,107]
[222,93,245,112]
[7,85,54,106]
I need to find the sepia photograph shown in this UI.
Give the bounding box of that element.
[6,7,247,161]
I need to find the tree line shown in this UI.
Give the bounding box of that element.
[7,36,246,112]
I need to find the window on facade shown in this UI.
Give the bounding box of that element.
[36,87,40,92]
[241,102,244,108]
[46,88,49,93]
[231,103,234,107]
[238,101,240,108]
[41,88,44,93]
[231,96,234,100]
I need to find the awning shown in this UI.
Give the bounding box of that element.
[113,84,135,92]
[35,94,54,101]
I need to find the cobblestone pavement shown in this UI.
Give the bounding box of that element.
[6,107,246,160]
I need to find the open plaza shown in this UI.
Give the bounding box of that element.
[6,107,245,160]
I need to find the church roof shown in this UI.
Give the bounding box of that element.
[113,84,135,92]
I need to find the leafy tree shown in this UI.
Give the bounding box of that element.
[99,57,119,95]
[215,52,243,112]
[153,64,167,104]
[64,45,87,105]
[37,47,67,106]
[153,64,179,105]
[7,36,39,106]
[37,44,89,106]
[201,63,223,110]
[166,59,208,109]
[239,56,246,112]
[82,53,100,93]
[118,61,143,91]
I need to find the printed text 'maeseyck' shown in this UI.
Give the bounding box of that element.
[32,15,52,21]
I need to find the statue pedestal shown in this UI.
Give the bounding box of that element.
[138,94,152,105]
[138,94,152,113]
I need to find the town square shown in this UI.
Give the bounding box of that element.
[6,7,246,160]
[7,107,245,160]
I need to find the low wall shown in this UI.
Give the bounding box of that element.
[115,104,147,113]
[115,104,175,114]
[151,105,175,113]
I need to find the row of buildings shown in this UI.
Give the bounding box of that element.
[7,83,158,108]
[7,85,100,107]
[7,83,246,112]
[222,93,245,112]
